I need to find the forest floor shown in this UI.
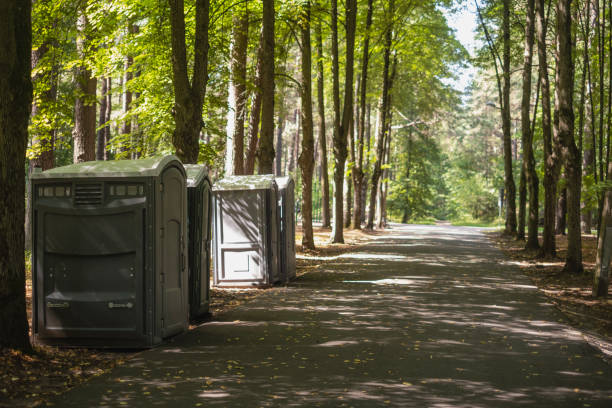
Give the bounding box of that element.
[0,226,373,408]
[493,231,612,358]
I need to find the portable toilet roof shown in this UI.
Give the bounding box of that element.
[32,156,179,179]
[212,174,276,191]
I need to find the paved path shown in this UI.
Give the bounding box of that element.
[48,224,612,407]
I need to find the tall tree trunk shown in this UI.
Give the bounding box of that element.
[518,166,527,240]
[256,0,275,173]
[97,77,108,160]
[362,103,371,223]
[594,160,612,296]
[556,186,567,234]
[73,11,97,164]
[367,6,393,229]
[330,0,356,242]
[0,0,32,351]
[168,0,209,164]
[245,30,264,175]
[344,110,354,228]
[521,0,539,248]
[536,0,559,257]
[104,77,112,160]
[353,0,374,229]
[502,0,517,234]
[121,53,133,152]
[557,0,583,273]
[226,10,248,175]
[275,106,284,176]
[298,0,315,250]
[315,19,330,228]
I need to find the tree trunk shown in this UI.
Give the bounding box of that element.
[330,0,357,243]
[121,40,133,150]
[104,77,112,160]
[245,30,264,175]
[518,166,527,240]
[344,110,354,228]
[256,0,275,174]
[594,161,612,296]
[536,0,559,257]
[0,0,32,351]
[352,0,372,230]
[275,108,284,176]
[168,0,209,164]
[367,10,393,229]
[362,103,371,223]
[502,0,517,234]
[521,0,539,249]
[315,20,330,228]
[73,11,97,164]
[97,77,108,160]
[297,0,315,250]
[557,0,582,273]
[226,10,248,175]
[556,186,567,234]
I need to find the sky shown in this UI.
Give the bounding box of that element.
[443,2,480,94]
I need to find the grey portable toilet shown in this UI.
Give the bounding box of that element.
[185,164,212,319]
[31,156,188,348]
[276,176,296,282]
[212,175,280,287]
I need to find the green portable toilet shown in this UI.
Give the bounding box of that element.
[185,164,212,320]
[276,176,296,282]
[31,156,188,348]
[212,175,280,287]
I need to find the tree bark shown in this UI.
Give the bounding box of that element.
[352,0,373,229]
[557,0,583,273]
[315,19,330,228]
[594,160,612,296]
[104,78,112,160]
[97,77,108,160]
[226,10,248,175]
[121,25,135,151]
[168,0,209,164]
[521,0,539,249]
[329,0,357,242]
[245,30,264,175]
[256,0,275,174]
[275,104,285,176]
[502,0,517,234]
[73,11,97,164]
[0,0,32,351]
[536,0,559,257]
[367,4,393,229]
[297,0,315,250]
[556,186,567,234]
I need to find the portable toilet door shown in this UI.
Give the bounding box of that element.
[212,175,280,287]
[185,164,212,319]
[158,165,188,338]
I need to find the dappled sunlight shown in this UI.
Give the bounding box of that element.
[49,224,612,407]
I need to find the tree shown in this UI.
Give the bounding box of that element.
[536,0,560,258]
[367,0,393,230]
[329,0,357,242]
[520,0,539,249]
[556,0,582,273]
[225,8,248,175]
[315,16,330,228]
[298,0,315,250]
[256,0,275,173]
[352,0,374,229]
[0,0,32,350]
[73,9,97,164]
[168,0,209,164]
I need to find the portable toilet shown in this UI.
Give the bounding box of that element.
[185,164,212,319]
[31,156,188,348]
[212,175,280,287]
[276,176,296,282]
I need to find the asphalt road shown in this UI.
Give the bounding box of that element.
[47,224,612,407]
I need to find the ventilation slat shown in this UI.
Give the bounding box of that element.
[75,183,103,206]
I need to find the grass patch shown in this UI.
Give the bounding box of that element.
[450,217,504,228]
